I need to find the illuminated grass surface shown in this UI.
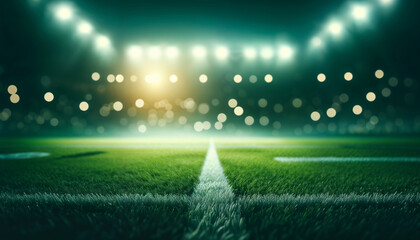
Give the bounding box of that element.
[239,195,420,240]
[217,139,420,195]
[0,139,206,194]
[0,193,190,239]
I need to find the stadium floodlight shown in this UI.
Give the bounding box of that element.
[260,47,274,59]
[278,45,294,60]
[352,5,369,21]
[327,20,343,36]
[126,45,142,59]
[148,46,162,59]
[54,4,73,21]
[95,35,111,48]
[244,47,257,59]
[215,46,229,60]
[310,36,323,48]
[192,46,207,59]
[77,21,93,34]
[165,46,179,59]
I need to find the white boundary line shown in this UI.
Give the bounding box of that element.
[274,157,420,162]
[184,139,248,239]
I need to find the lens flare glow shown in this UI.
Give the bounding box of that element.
[192,46,207,59]
[327,21,343,36]
[127,46,142,59]
[244,47,257,59]
[77,21,93,34]
[215,46,229,60]
[352,5,369,21]
[55,4,73,21]
[95,35,111,48]
[278,45,294,60]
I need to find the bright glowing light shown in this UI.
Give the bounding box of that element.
[311,37,323,48]
[165,46,179,59]
[352,105,363,115]
[375,69,384,79]
[77,21,93,34]
[135,99,145,108]
[192,46,207,59]
[10,94,20,104]
[244,116,254,126]
[138,125,147,133]
[344,72,353,81]
[169,74,178,83]
[326,108,336,118]
[145,74,161,84]
[366,92,376,102]
[214,122,223,130]
[91,72,100,81]
[7,85,17,95]
[311,111,321,121]
[352,5,369,21]
[126,46,142,59]
[113,101,123,111]
[228,99,238,108]
[55,4,73,21]
[199,74,208,83]
[44,92,54,102]
[380,0,394,6]
[278,45,294,60]
[327,21,343,36]
[259,116,270,126]
[234,106,244,116]
[115,74,124,83]
[317,73,326,82]
[233,74,242,83]
[194,122,203,132]
[217,113,227,123]
[148,47,162,59]
[264,74,273,83]
[95,35,111,48]
[261,47,274,59]
[107,74,115,83]
[79,101,89,111]
[215,46,229,60]
[244,47,257,59]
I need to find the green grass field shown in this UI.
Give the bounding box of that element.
[0,138,419,239]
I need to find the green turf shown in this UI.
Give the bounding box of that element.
[0,194,189,240]
[240,199,420,240]
[218,147,420,195]
[0,143,205,195]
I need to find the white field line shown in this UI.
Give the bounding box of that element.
[0,152,50,160]
[184,139,248,240]
[239,193,420,205]
[274,156,420,162]
[1,192,419,205]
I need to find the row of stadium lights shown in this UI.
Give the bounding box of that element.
[45,0,395,60]
[91,72,274,84]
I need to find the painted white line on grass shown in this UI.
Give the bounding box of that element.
[239,193,420,205]
[184,139,247,240]
[0,152,50,160]
[274,157,420,162]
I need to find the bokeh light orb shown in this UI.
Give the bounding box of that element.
[317,73,326,82]
[79,101,89,111]
[44,92,54,102]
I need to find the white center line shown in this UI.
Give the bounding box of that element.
[184,139,248,240]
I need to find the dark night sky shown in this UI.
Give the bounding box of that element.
[0,0,420,136]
